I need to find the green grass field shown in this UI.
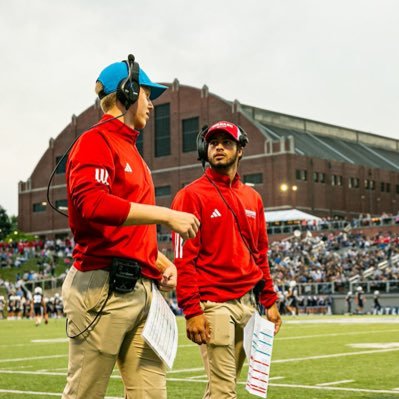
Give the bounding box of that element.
[0,315,399,398]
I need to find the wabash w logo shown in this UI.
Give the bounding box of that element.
[95,168,110,186]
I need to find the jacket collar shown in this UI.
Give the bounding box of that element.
[205,167,241,187]
[97,114,140,144]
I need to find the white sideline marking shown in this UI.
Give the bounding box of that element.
[0,390,60,397]
[0,390,122,399]
[0,370,65,376]
[31,338,68,343]
[317,379,354,386]
[0,354,67,363]
[166,379,399,394]
[167,367,204,374]
[286,317,399,324]
[269,383,399,395]
[276,329,399,341]
[1,347,398,372]
[348,342,399,349]
[272,347,399,363]
[2,384,399,397]
[187,374,207,379]
[168,377,208,383]
[29,337,195,349]
[0,327,395,349]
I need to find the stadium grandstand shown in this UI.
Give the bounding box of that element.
[17,80,399,238]
[6,81,398,317]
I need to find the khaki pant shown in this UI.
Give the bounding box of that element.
[200,294,256,399]
[61,266,166,399]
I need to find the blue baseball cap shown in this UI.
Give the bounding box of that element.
[97,60,168,101]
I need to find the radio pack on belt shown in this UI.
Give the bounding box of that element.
[109,258,142,293]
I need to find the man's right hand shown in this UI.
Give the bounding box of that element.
[167,210,200,240]
[186,314,210,345]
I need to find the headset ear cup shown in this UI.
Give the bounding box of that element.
[117,80,140,109]
[196,125,209,164]
[116,56,140,110]
[196,132,207,162]
[116,81,129,109]
[238,126,249,147]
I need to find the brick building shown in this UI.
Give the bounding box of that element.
[18,80,399,238]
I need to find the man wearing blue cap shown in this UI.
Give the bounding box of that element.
[61,55,200,399]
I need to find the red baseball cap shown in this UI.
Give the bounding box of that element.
[204,121,241,143]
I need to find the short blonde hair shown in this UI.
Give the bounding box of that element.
[95,81,117,113]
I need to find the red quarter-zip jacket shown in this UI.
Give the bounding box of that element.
[171,168,277,318]
[66,114,161,280]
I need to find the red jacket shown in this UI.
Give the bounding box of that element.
[171,168,277,318]
[66,114,161,280]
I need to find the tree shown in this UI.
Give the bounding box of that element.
[0,206,12,240]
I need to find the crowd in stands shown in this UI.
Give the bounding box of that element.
[266,212,399,236]
[270,230,399,290]
[0,213,398,318]
[294,212,399,231]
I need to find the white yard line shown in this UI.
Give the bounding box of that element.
[272,347,399,363]
[0,327,396,349]
[167,377,208,383]
[167,367,204,374]
[187,375,207,379]
[268,383,399,395]
[0,370,65,376]
[185,374,285,381]
[167,379,399,395]
[31,338,68,343]
[144,346,399,374]
[1,347,398,371]
[276,329,399,341]
[2,383,399,397]
[0,354,67,363]
[0,390,122,399]
[317,379,355,386]
[0,390,60,397]
[286,317,399,324]
[166,378,399,395]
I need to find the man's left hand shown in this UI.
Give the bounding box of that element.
[159,263,177,291]
[265,302,282,335]
[156,251,177,291]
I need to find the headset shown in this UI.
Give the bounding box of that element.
[196,123,249,168]
[116,54,140,110]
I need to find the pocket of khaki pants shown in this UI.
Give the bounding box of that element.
[83,270,109,312]
[208,312,231,346]
[61,267,78,312]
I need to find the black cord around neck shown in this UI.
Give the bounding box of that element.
[47,112,126,217]
[203,167,254,256]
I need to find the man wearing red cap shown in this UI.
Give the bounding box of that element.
[61,55,199,399]
[172,121,282,398]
